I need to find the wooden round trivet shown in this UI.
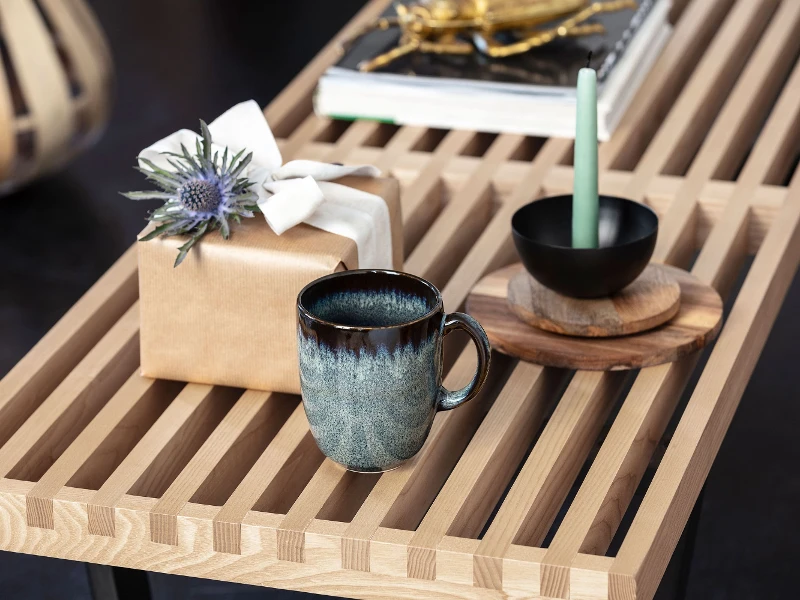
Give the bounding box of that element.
[507,263,681,338]
[467,264,723,371]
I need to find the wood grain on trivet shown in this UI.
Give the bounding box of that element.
[508,264,682,337]
[467,263,723,370]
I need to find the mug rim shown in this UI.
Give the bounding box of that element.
[297,269,444,331]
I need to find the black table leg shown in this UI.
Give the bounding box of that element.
[674,487,706,600]
[86,563,152,600]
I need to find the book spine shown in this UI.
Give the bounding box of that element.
[597,0,658,83]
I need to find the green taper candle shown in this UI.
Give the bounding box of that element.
[572,58,599,248]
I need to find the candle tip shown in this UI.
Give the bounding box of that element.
[586,51,593,69]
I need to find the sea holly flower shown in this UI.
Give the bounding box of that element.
[122,121,259,267]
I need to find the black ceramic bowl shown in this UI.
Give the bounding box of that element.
[511,195,659,298]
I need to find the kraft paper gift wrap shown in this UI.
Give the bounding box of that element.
[138,175,403,394]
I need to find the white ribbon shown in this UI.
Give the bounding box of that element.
[137,100,393,269]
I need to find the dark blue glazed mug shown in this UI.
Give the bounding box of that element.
[297,269,491,472]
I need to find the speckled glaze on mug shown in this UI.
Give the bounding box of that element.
[297,270,491,472]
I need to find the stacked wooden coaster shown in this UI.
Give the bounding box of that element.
[467,263,723,370]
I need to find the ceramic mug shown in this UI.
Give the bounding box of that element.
[297,269,491,472]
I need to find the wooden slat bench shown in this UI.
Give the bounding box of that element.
[1,0,799,598]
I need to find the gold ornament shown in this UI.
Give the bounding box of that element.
[344,0,638,72]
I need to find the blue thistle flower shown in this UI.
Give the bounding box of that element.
[122,120,259,267]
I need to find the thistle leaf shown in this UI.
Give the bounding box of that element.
[174,221,208,267]
[221,147,229,173]
[139,221,177,241]
[134,168,181,191]
[137,158,183,182]
[121,191,175,201]
[223,148,245,176]
[228,151,253,180]
[218,213,231,239]
[200,120,213,161]
[179,143,203,173]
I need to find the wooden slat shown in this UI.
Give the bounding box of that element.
[406,362,564,580]
[406,134,525,287]
[398,129,476,253]
[0,247,137,449]
[212,403,313,554]
[624,0,777,202]
[148,390,292,545]
[599,0,736,170]
[279,114,333,158]
[655,0,800,266]
[442,137,573,311]
[373,125,429,174]
[340,351,509,572]
[25,373,180,529]
[0,303,140,479]
[610,167,800,600]
[86,383,226,536]
[474,371,628,590]
[538,16,800,598]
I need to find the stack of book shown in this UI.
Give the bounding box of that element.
[314,0,672,140]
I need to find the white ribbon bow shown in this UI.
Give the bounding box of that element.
[137,100,393,269]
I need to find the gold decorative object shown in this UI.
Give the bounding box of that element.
[0,0,113,193]
[346,0,637,72]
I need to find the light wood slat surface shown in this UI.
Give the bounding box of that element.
[610,165,800,600]
[0,247,137,448]
[86,383,221,536]
[396,129,476,252]
[149,390,285,546]
[474,371,629,590]
[26,374,180,529]
[340,351,501,571]
[407,362,566,579]
[0,303,140,479]
[598,0,735,170]
[0,2,798,599]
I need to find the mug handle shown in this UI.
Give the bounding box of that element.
[437,313,491,411]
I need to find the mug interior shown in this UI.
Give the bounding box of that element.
[299,270,441,328]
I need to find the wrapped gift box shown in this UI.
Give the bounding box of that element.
[138,175,402,394]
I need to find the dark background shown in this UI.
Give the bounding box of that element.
[1,1,798,599]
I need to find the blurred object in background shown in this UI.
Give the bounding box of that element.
[0,0,112,195]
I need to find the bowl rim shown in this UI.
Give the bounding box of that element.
[511,194,659,252]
